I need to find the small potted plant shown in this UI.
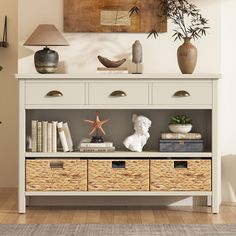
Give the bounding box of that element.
[168,115,192,133]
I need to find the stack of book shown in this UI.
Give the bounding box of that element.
[161,132,202,140]
[31,120,73,153]
[97,67,128,74]
[159,132,204,152]
[78,141,115,152]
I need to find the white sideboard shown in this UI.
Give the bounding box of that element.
[16,73,221,214]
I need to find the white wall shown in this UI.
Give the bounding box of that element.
[0,0,18,187]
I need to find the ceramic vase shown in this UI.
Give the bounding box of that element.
[177,37,197,74]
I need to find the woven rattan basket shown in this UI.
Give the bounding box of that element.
[150,159,211,191]
[26,159,87,191]
[88,159,149,191]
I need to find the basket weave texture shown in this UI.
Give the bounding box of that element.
[26,159,87,191]
[88,159,149,191]
[150,159,211,191]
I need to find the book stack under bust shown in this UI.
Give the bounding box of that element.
[97,67,128,74]
[78,140,115,152]
[31,120,73,152]
[159,132,204,152]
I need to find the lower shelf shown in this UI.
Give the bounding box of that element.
[25,191,212,197]
[25,151,212,158]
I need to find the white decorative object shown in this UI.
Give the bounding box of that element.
[168,124,192,133]
[123,114,151,152]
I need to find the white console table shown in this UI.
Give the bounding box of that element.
[16,73,221,214]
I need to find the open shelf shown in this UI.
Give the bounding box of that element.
[26,109,212,152]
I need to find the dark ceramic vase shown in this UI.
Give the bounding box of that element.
[34,47,58,74]
[177,37,197,74]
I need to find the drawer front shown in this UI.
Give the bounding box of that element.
[150,159,211,191]
[153,81,212,105]
[26,159,87,191]
[88,160,149,191]
[89,82,149,105]
[25,81,85,105]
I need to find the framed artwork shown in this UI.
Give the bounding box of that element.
[64,0,167,33]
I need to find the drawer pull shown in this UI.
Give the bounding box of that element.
[46,90,63,97]
[174,161,188,169]
[173,90,190,97]
[110,90,127,97]
[50,161,64,169]
[112,161,126,169]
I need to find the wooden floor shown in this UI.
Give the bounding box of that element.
[1,188,236,224]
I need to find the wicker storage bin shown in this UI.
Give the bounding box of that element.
[150,159,211,191]
[26,159,87,191]
[88,159,149,191]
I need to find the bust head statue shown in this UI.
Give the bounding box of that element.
[123,114,152,152]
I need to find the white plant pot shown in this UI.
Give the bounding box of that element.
[168,124,192,133]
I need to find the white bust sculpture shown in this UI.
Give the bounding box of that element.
[123,114,152,152]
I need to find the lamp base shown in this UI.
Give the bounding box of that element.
[34,47,58,74]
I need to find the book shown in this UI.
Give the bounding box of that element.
[31,120,38,152]
[57,122,69,152]
[47,122,52,153]
[52,121,57,152]
[97,67,128,74]
[79,142,113,148]
[37,121,42,152]
[79,147,115,152]
[42,121,48,152]
[161,132,202,140]
[63,122,73,152]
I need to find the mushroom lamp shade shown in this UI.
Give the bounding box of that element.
[24,24,69,74]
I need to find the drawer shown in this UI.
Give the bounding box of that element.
[152,81,212,105]
[25,81,85,105]
[150,159,211,191]
[88,159,149,191]
[26,159,87,191]
[88,82,149,105]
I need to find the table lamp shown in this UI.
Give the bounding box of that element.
[24,24,69,74]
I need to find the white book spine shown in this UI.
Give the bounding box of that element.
[63,122,73,152]
[37,122,42,152]
[47,123,52,153]
[42,121,48,153]
[57,122,69,152]
[79,142,113,148]
[31,120,38,152]
[52,121,57,152]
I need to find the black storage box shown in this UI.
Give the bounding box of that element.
[159,139,204,152]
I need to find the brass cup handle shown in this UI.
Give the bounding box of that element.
[46,90,63,97]
[173,90,190,97]
[109,90,127,97]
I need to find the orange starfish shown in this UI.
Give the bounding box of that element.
[84,112,109,136]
